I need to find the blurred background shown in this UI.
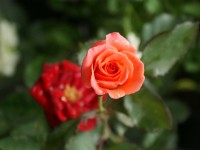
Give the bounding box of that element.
[0,0,200,149]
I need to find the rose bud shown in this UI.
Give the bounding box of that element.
[30,60,99,131]
[81,32,145,99]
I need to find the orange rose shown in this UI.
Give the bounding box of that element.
[81,32,145,99]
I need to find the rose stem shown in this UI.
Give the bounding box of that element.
[98,96,105,112]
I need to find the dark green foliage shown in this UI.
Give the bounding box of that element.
[0,0,200,150]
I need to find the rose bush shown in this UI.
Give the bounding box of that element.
[30,60,99,131]
[81,32,145,99]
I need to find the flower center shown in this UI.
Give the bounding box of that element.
[62,85,82,102]
[105,61,118,74]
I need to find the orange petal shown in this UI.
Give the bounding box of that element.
[118,51,145,94]
[93,45,117,71]
[95,52,132,86]
[95,71,120,81]
[96,60,121,78]
[107,89,125,99]
[97,80,118,89]
[91,66,106,95]
[117,65,129,85]
[106,32,136,53]
[103,52,133,77]
[81,44,106,87]
[92,40,106,47]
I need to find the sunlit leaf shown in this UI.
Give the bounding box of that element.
[142,131,177,150]
[115,112,134,127]
[142,13,176,45]
[124,87,172,131]
[142,22,198,77]
[67,132,96,150]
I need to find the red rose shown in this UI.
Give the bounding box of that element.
[30,60,99,131]
[81,32,145,99]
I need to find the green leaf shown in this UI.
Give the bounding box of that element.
[0,111,10,137]
[115,112,134,127]
[67,132,96,150]
[43,119,79,150]
[0,90,42,125]
[0,90,48,149]
[24,57,46,88]
[144,0,162,15]
[0,137,40,150]
[77,48,87,65]
[174,78,198,91]
[112,121,127,136]
[77,41,94,65]
[103,97,113,107]
[142,131,177,150]
[182,2,200,18]
[142,14,176,44]
[167,100,190,125]
[105,143,140,150]
[124,87,172,131]
[11,118,48,145]
[142,22,198,77]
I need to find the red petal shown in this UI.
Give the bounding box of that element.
[77,118,97,131]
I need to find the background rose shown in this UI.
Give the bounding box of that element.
[81,32,145,99]
[30,60,99,131]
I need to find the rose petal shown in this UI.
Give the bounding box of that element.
[97,80,118,89]
[96,62,129,85]
[30,82,48,109]
[81,89,97,104]
[118,51,145,94]
[96,61,121,78]
[93,45,118,72]
[92,40,106,47]
[106,32,136,53]
[95,52,131,88]
[81,44,106,87]
[91,66,106,95]
[104,61,119,74]
[56,109,67,122]
[107,89,125,99]
[103,52,133,78]
[61,60,80,72]
[117,65,129,85]
[78,118,97,131]
[95,71,120,81]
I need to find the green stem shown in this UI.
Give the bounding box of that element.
[97,96,107,150]
[98,96,105,112]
